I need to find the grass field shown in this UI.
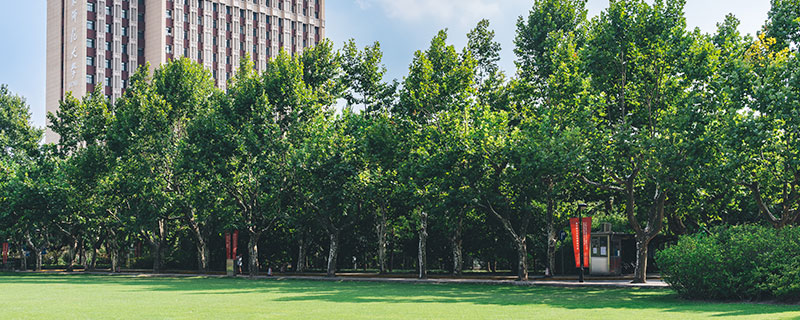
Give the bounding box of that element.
[0,273,798,319]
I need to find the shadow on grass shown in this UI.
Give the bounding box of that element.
[1,273,797,318]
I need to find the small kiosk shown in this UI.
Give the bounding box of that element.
[590,224,624,276]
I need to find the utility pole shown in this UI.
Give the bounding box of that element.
[578,203,588,283]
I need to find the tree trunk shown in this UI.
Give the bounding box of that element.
[185,212,209,272]
[89,237,103,271]
[78,239,86,268]
[546,197,557,277]
[150,240,162,273]
[326,230,340,277]
[389,237,394,272]
[417,211,428,279]
[19,242,27,271]
[248,230,261,278]
[66,237,79,272]
[108,236,119,273]
[376,211,388,274]
[632,234,652,283]
[195,235,209,273]
[515,238,528,281]
[25,235,42,271]
[151,219,167,273]
[296,235,307,273]
[451,215,463,275]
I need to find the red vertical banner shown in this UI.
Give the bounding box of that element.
[232,230,239,258]
[570,217,592,268]
[225,232,232,260]
[2,242,8,265]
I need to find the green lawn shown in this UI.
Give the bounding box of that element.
[0,274,797,319]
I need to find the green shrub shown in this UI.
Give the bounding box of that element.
[656,225,800,302]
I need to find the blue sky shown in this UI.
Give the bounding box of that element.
[0,0,772,128]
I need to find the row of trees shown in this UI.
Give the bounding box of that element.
[1,0,798,283]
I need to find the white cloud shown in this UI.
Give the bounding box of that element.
[358,0,504,27]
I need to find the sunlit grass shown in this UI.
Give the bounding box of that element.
[0,273,797,319]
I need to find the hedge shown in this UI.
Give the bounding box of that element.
[656,224,800,302]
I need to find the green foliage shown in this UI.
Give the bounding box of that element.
[764,0,800,51]
[0,85,42,159]
[657,225,800,301]
[340,40,397,114]
[396,30,476,123]
[514,0,587,85]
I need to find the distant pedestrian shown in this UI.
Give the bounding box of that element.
[268,266,273,277]
[236,255,243,274]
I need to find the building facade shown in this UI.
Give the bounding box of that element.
[46,0,326,141]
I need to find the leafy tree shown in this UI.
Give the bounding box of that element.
[297,111,363,277]
[215,57,291,277]
[581,0,717,283]
[474,104,538,281]
[106,59,216,272]
[396,30,475,278]
[0,85,44,270]
[724,34,800,228]
[527,31,592,276]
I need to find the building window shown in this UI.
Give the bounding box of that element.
[167,9,172,19]
[122,62,128,71]
[166,45,173,54]
[122,27,128,36]
[105,77,111,87]
[87,20,95,30]
[122,9,128,19]
[166,27,172,36]
[106,41,112,51]
[88,2,95,12]
[106,6,111,16]
[87,56,94,66]
[106,59,111,69]
[86,74,94,84]
[122,44,128,54]
[87,38,95,48]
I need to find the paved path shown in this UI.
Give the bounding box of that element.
[23,270,669,289]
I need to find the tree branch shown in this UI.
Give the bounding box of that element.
[580,175,624,192]
[741,181,781,227]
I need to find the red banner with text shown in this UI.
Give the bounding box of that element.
[570,217,591,268]
[2,242,7,265]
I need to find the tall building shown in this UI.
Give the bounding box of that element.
[46,0,326,141]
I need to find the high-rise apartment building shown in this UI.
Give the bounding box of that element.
[46,0,326,141]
